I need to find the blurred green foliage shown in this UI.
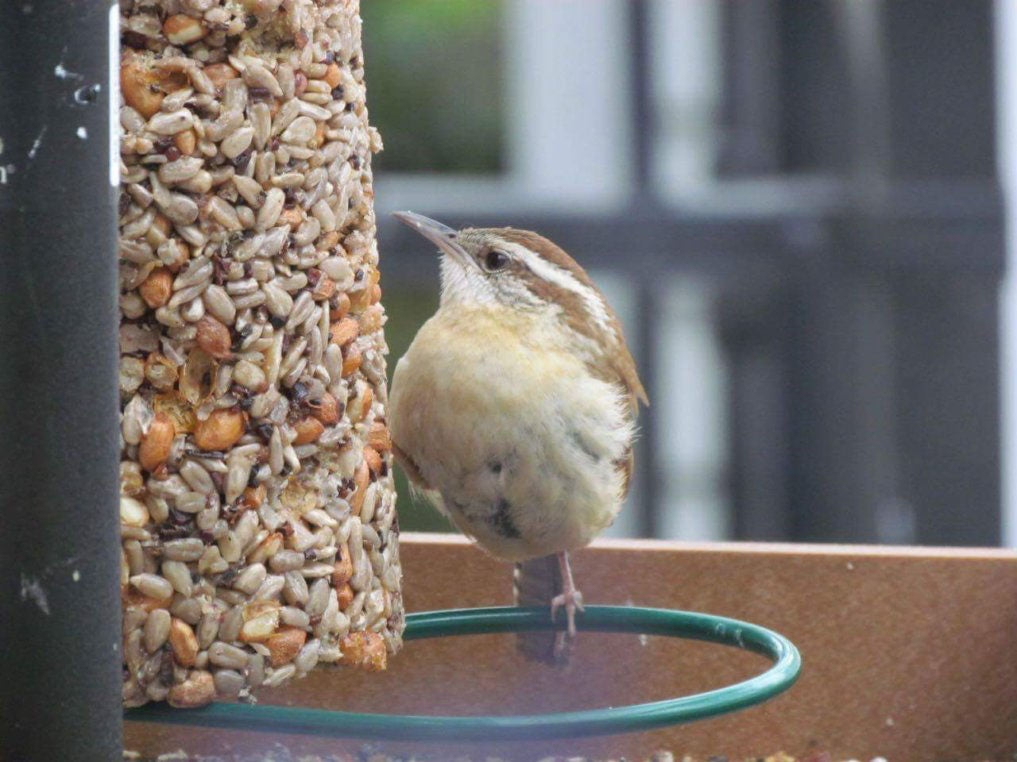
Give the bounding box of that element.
[361,0,505,173]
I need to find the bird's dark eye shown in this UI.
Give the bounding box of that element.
[484,250,509,271]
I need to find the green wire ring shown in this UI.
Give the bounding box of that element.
[125,605,801,742]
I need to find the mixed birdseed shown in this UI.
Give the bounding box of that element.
[117,0,402,708]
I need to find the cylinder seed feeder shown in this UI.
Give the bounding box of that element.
[116,0,401,709]
[0,1,798,759]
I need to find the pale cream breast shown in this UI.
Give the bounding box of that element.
[389,305,634,562]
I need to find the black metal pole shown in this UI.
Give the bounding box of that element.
[626,0,664,538]
[628,0,654,201]
[0,2,122,759]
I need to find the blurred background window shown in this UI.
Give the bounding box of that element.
[362,1,505,174]
[364,0,1007,548]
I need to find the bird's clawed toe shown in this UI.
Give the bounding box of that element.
[550,588,585,638]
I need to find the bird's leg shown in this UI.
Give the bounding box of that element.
[550,550,584,637]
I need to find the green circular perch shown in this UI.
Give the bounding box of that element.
[125,605,801,742]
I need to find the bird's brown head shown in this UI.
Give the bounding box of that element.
[392,211,648,405]
[393,210,612,325]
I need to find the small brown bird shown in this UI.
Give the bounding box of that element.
[388,212,647,650]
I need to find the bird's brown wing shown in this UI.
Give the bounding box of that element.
[493,227,649,409]
[608,327,647,499]
[612,337,649,409]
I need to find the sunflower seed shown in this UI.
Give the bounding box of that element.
[148,109,195,135]
[202,284,236,325]
[263,663,295,688]
[283,570,309,606]
[131,573,173,600]
[213,669,245,696]
[160,158,204,186]
[203,196,239,231]
[162,560,193,597]
[162,538,205,562]
[197,612,221,648]
[256,188,285,230]
[218,606,244,642]
[180,460,215,494]
[233,175,265,209]
[233,564,266,595]
[221,126,255,160]
[242,62,282,97]
[271,99,301,136]
[281,116,315,145]
[143,609,172,653]
[208,642,249,669]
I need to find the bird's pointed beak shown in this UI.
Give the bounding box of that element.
[392,211,473,268]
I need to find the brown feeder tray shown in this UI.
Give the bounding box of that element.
[125,532,1017,761]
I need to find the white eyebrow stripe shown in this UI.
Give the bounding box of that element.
[500,241,614,335]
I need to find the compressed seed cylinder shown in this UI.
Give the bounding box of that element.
[118,0,402,708]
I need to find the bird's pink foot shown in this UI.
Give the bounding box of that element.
[550,550,584,638]
[550,587,585,638]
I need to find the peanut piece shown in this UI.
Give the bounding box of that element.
[139,413,175,472]
[350,460,369,517]
[122,587,171,612]
[243,600,280,621]
[331,543,353,588]
[319,231,340,251]
[167,669,214,708]
[329,317,358,347]
[174,129,197,156]
[292,416,324,445]
[358,304,384,335]
[138,267,173,309]
[311,275,336,301]
[349,288,372,314]
[169,618,199,667]
[341,344,362,377]
[311,392,340,425]
[339,631,386,671]
[121,57,164,118]
[194,408,245,451]
[163,14,207,45]
[332,292,351,321]
[195,315,232,359]
[362,446,382,476]
[266,627,307,667]
[242,483,266,509]
[246,532,283,565]
[203,62,238,91]
[279,207,303,228]
[323,63,341,89]
[367,422,391,452]
[337,582,354,610]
